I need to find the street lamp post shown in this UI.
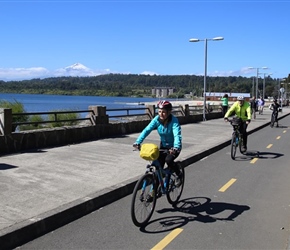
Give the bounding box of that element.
[251,76,255,97]
[248,67,268,98]
[259,72,272,99]
[189,36,224,121]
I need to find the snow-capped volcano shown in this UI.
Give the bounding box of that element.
[65,63,89,71]
[55,63,96,77]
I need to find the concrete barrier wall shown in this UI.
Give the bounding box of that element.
[0,106,222,155]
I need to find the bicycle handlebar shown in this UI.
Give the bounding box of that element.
[132,146,169,154]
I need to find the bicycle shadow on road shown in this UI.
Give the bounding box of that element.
[232,150,259,161]
[270,125,288,129]
[0,163,18,170]
[256,152,283,159]
[140,197,250,233]
[233,150,283,161]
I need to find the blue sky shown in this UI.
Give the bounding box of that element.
[0,0,289,81]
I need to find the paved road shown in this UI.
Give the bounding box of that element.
[0,108,289,249]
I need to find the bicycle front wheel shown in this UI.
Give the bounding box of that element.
[130,173,157,227]
[166,162,184,206]
[231,132,237,160]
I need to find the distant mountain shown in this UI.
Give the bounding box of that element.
[55,63,95,77]
[65,63,89,71]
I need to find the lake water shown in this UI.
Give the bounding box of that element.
[0,93,178,117]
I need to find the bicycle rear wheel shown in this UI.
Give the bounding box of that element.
[130,173,157,227]
[166,162,184,206]
[231,132,237,160]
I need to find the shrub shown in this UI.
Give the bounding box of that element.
[19,114,46,131]
[0,99,28,131]
[47,111,81,127]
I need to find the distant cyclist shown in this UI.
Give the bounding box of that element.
[220,93,229,116]
[133,100,183,183]
[250,96,257,119]
[270,99,280,127]
[258,97,265,115]
[224,95,252,153]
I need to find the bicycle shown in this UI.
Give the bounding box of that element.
[228,118,244,160]
[270,110,278,128]
[130,146,185,227]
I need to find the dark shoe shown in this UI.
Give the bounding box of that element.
[241,146,247,153]
[146,193,154,203]
[175,173,183,187]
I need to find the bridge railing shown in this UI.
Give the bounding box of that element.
[12,110,96,127]
[1,103,223,135]
[0,103,223,154]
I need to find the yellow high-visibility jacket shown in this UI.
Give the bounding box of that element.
[224,101,252,121]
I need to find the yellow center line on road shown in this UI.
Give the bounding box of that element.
[218,178,237,192]
[151,228,183,250]
[267,144,273,149]
[250,158,258,164]
[283,130,287,133]
[277,136,281,140]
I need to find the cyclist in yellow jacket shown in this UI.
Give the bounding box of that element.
[224,95,252,152]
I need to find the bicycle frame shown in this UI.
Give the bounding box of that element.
[148,159,172,195]
[232,125,242,141]
[229,120,244,159]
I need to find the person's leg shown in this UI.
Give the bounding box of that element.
[165,152,181,175]
[157,151,166,168]
[222,106,227,116]
[252,108,256,119]
[155,151,167,188]
[275,112,279,127]
[239,122,248,151]
[242,122,248,148]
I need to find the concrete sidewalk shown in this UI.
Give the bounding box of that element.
[0,108,289,249]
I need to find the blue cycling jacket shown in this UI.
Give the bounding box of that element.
[135,114,182,150]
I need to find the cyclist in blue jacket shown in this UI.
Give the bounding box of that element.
[133,100,182,181]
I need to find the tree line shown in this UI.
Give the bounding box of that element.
[0,73,289,98]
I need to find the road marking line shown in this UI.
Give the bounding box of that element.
[283,130,286,133]
[267,144,273,148]
[277,136,281,140]
[218,178,237,192]
[151,228,183,250]
[250,158,258,164]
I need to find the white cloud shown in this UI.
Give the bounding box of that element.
[0,64,257,81]
[0,67,50,80]
[200,67,258,77]
[0,63,113,81]
[140,71,159,76]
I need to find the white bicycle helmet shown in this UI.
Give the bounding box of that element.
[237,96,244,101]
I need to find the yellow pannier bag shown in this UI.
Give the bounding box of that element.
[140,143,159,161]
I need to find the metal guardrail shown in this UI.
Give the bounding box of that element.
[12,110,95,127]
[11,104,222,130]
[107,107,150,120]
[188,104,222,115]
